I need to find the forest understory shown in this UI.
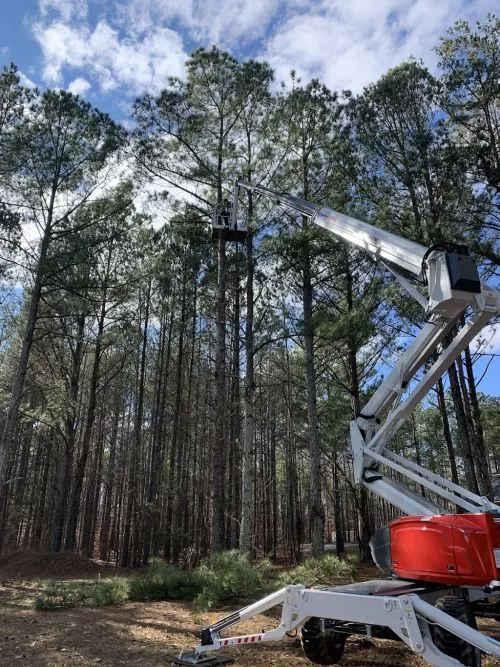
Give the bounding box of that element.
[1,554,499,667]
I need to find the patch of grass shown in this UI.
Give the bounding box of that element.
[276,554,358,588]
[0,580,47,610]
[34,577,129,611]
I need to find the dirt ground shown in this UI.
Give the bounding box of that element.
[0,553,499,667]
[0,551,107,580]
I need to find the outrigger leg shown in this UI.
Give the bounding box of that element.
[168,582,500,667]
[170,655,234,666]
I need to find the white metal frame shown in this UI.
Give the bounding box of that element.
[176,583,500,666]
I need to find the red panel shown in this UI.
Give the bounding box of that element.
[390,516,457,585]
[389,513,500,586]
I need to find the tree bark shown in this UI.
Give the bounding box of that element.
[65,284,108,551]
[52,313,85,551]
[122,279,150,567]
[463,346,493,497]
[100,395,120,560]
[164,269,187,562]
[447,361,479,494]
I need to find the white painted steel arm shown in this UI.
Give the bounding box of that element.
[359,320,453,425]
[180,584,500,667]
[237,180,427,275]
[365,306,496,454]
[412,595,500,656]
[354,295,500,516]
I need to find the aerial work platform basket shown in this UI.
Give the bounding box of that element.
[211,199,247,243]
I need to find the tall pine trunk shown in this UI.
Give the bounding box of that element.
[463,346,492,497]
[448,361,479,494]
[65,288,108,551]
[212,234,227,553]
[302,240,325,557]
[164,271,187,562]
[240,192,255,554]
[0,187,56,549]
[122,280,150,567]
[52,314,85,551]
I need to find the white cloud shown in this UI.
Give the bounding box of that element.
[68,76,91,96]
[262,0,499,93]
[115,0,280,46]
[33,19,187,94]
[39,0,88,22]
[187,0,279,46]
[31,0,280,97]
[18,71,38,89]
[30,0,499,101]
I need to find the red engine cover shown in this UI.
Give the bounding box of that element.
[389,513,500,586]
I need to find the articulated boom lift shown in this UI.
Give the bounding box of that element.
[173,182,500,667]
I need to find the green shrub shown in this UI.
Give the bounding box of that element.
[276,554,358,588]
[35,581,86,610]
[129,552,270,610]
[34,578,129,611]
[34,551,357,613]
[194,550,271,611]
[93,578,129,606]
[129,561,203,602]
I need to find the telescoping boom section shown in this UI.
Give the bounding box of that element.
[188,181,500,667]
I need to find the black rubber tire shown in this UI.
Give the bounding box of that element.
[300,617,346,665]
[432,596,481,667]
[488,599,500,623]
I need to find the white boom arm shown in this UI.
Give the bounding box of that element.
[235,182,427,275]
[234,180,500,516]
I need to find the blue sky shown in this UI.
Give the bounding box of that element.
[1,0,499,122]
[1,0,499,394]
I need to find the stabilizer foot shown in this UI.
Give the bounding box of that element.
[169,652,234,666]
